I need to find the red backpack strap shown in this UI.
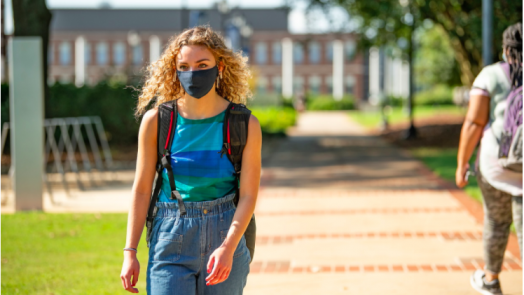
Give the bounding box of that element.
[146,100,186,246]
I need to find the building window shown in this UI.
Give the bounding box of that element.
[85,42,91,65]
[326,42,333,62]
[326,76,333,94]
[272,42,282,64]
[255,42,267,65]
[272,76,282,94]
[257,76,268,94]
[113,42,126,65]
[96,42,108,65]
[345,40,356,61]
[48,43,54,65]
[345,76,356,94]
[308,75,321,94]
[308,41,320,64]
[59,41,71,65]
[293,42,303,64]
[132,44,143,65]
[293,76,304,93]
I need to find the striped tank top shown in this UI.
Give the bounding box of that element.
[158,109,237,202]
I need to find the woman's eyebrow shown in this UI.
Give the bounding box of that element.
[178,58,211,64]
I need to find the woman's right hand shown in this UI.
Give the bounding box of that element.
[455,163,470,188]
[120,252,140,293]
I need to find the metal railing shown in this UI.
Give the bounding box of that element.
[1,116,113,203]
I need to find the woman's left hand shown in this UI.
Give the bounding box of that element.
[206,244,235,285]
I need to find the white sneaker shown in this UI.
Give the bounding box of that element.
[470,270,503,295]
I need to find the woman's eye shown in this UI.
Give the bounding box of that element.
[179,65,187,70]
[199,64,208,68]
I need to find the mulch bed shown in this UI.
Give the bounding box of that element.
[376,114,465,149]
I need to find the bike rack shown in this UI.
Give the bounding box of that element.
[1,116,113,204]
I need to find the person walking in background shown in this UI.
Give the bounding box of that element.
[120,26,261,294]
[456,23,522,295]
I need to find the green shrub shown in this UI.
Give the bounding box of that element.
[2,82,140,146]
[251,107,297,135]
[415,84,454,106]
[306,94,355,110]
[384,95,405,107]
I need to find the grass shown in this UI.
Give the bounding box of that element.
[411,147,518,233]
[410,148,482,203]
[1,212,148,294]
[348,105,466,129]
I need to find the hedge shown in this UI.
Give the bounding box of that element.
[2,82,141,147]
[306,94,355,111]
[1,82,297,148]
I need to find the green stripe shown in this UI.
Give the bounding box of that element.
[160,174,237,202]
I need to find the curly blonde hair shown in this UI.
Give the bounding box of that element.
[135,26,252,117]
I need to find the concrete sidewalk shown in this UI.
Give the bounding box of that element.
[245,112,522,295]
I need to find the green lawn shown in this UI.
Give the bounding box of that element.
[410,148,482,203]
[411,147,519,233]
[2,213,148,294]
[348,105,466,129]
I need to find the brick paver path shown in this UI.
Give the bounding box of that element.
[245,112,522,295]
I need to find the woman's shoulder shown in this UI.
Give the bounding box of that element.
[142,108,159,123]
[140,108,159,135]
[478,62,506,78]
[473,62,509,92]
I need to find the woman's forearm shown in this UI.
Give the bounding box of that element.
[125,190,151,249]
[457,120,485,167]
[222,195,257,251]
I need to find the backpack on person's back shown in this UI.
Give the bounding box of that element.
[498,63,523,172]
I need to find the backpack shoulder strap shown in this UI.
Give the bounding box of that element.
[157,101,176,156]
[146,100,185,246]
[220,102,251,203]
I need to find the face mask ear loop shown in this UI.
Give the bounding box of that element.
[217,71,222,89]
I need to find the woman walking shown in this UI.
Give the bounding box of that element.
[456,23,522,295]
[120,26,261,294]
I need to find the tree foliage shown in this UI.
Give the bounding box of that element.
[309,0,522,86]
[415,23,461,87]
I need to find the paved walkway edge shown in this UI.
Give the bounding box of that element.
[402,146,522,261]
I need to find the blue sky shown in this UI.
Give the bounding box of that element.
[4,0,351,34]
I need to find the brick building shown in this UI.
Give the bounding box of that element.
[48,7,368,101]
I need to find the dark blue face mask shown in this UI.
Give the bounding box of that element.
[176,65,218,99]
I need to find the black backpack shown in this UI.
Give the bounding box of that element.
[145,100,257,262]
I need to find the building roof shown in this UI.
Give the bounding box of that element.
[50,8,289,32]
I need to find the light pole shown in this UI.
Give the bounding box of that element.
[482,0,493,66]
[400,0,417,139]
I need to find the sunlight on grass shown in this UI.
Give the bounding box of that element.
[410,147,482,203]
[2,213,148,294]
